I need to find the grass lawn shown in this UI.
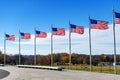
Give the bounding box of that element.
[56,65,120,74]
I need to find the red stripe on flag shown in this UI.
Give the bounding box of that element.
[91,20,108,30]
[21,33,31,39]
[36,32,47,38]
[52,28,65,36]
[71,28,76,33]
[6,35,15,41]
[115,18,120,24]
[71,26,84,34]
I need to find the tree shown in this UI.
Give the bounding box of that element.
[61,56,69,64]
[100,54,107,62]
[71,53,79,64]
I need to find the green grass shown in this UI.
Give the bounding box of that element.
[36,64,120,74]
[56,65,120,74]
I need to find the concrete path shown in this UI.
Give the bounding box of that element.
[0,66,120,80]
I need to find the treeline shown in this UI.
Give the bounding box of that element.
[0,51,120,65]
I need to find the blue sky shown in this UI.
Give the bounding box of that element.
[0,0,120,55]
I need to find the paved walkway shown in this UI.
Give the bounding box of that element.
[0,66,120,80]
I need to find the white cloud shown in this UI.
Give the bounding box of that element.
[1,24,120,55]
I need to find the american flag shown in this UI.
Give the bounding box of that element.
[70,24,84,34]
[115,12,120,24]
[20,32,31,39]
[36,30,47,38]
[52,28,65,36]
[90,19,108,30]
[5,34,15,41]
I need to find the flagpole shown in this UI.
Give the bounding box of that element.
[51,24,53,66]
[69,20,71,69]
[4,32,6,66]
[34,27,37,65]
[112,7,117,74]
[88,16,92,72]
[19,30,21,65]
